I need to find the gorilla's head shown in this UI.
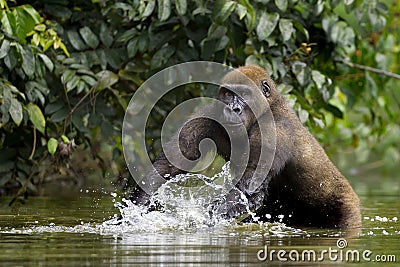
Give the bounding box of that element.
[218,65,277,129]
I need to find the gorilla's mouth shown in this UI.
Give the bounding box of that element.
[224,122,243,126]
[223,121,246,128]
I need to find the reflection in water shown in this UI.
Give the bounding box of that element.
[0,168,399,265]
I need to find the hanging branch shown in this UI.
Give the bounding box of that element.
[28,127,37,160]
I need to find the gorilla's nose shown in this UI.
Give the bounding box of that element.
[232,107,241,114]
[223,106,242,124]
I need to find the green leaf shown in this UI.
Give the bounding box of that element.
[193,6,211,16]
[76,80,87,94]
[100,23,113,47]
[50,108,69,122]
[207,24,227,40]
[0,10,13,35]
[138,34,149,52]
[38,53,54,72]
[59,42,70,57]
[81,75,97,86]
[116,28,137,43]
[79,26,99,49]
[311,70,326,88]
[45,101,64,115]
[277,84,293,94]
[236,4,247,20]
[291,61,308,86]
[105,48,123,69]
[127,38,138,58]
[43,39,54,51]
[4,46,17,70]
[293,21,309,40]
[22,4,42,24]
[368,6,386,32]
[13,7,36,44]
[66,75,80,92]
[67,30,87,51]
[108,87,128,110]
[21,46,35,77]
[0,39,10,59]
[9,98,23,126]
[323,17,355,50]
[238,0,255,31]
[213,0,236,23]
[32,33,40,46]
[325,103,343,119]
[298,108,309,124]
[175,0,187,15]
[149,30,174,51]
[158,0,171,22]
[256,12,279,41]
[47,137,58,156]
[3,82,26,101]
[43,4,72,20]
[95,70,119,91]
[278,18,294,42]
[1,86,12,124]
[150,46,175,69]
[143,1,156,18]
[34,24,46,32]
[61,69,76,84]
[26,102,46,134]
[275,0,288,12]
[61,135,70,144]
[216,36,229,51]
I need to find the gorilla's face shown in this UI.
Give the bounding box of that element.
[218,80,272,129]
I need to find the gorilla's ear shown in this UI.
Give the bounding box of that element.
[261,80,271,97]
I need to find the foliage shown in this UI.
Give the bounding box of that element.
[0,0,398,198]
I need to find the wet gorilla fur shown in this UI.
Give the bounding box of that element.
[131,65,361,229]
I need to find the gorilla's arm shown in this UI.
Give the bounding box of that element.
[131,110,230,205]
[221,117,293,219]
[154,117,230,177]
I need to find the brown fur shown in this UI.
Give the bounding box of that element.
[232,66,361,228]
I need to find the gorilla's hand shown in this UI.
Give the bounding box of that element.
[212,187,265,221]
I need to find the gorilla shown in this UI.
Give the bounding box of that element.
[130,65,361,229]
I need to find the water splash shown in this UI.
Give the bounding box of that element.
[99,162,302,236]
[104,162,238,231]
[1,162,307,237]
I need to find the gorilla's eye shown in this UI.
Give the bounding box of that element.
[224,91,232,97]
[261,80,271,97]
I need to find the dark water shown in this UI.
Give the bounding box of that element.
[0,182,399,266]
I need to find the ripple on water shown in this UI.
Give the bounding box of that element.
[0,162,306,238]
[1,163,398,239]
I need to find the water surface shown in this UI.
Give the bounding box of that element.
[0,182,398,266]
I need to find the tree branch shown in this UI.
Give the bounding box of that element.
[341,60,400,80]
